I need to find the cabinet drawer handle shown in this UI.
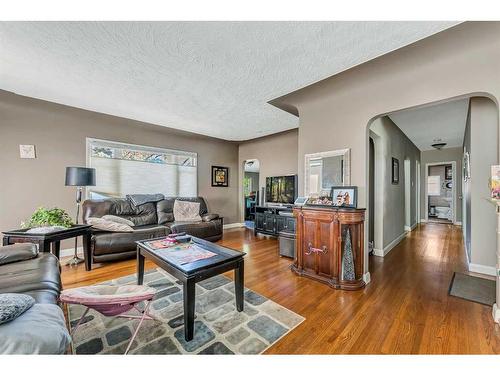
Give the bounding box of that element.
[305,243,328,255]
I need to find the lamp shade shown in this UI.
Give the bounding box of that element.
[65,167,96,187]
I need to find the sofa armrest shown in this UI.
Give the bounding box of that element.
[202,213,220,222]
[0,243,38,265]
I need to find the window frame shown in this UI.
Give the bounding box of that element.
[85,137,198,199]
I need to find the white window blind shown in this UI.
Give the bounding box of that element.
[87,139,197,199]
[427,175,441,196]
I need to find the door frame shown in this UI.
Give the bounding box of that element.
[424,161,457,224]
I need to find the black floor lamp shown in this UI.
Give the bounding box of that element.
[65,167,96,266]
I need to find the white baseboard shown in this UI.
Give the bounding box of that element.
[468,262,496,276]
[404,223,418,232]
[60,246,83,258]
[363,272,371,285]
[372,231,407,257]
[454,221,462,226]
[420,219,427,223]
[223,222,245,229]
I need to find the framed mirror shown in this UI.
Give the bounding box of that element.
[304,148,350,196]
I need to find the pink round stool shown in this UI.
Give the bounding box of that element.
[60,284,157,354]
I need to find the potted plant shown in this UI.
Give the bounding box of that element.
[22,207,73,231]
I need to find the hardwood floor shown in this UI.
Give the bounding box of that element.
[61,223,500,354]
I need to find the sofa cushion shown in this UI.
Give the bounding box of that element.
[0,303,70,354]
[92,225,169,255]
[0,243,38,265]
[0,294,35,325]
[83,199,157,227]
[0,253,61,303]
[87,217,134,232]
[157,197,208,224]
[166,219,222,239]
[102,215,135,227]
[173,200,202,222]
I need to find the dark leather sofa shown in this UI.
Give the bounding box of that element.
[0,243,61,304]
[0,243,70,354]
[82,197,223,269]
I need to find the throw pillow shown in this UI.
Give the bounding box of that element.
[173,200,202,222]
[87,217,134,232]
[0,294,35,325]
[102,215,135,227]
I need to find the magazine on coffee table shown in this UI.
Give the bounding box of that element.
[153,243,217,265]
[145,238,177,249]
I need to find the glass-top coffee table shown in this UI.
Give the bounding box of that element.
[136,236,245,341]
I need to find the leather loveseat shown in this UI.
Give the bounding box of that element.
[0,243,62,304]
[0,243,70,354]
[82,197,223,270]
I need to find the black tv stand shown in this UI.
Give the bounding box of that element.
[254,205,296,237]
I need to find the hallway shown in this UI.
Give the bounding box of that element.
[62,223,500,354]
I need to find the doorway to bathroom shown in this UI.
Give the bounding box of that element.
[425,161,456,224]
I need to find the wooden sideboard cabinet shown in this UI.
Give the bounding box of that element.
[291,206,366,290]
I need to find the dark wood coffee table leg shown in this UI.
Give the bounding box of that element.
[82,232,92,271]
[52,241,61,259]
[38,239,50,253]
[183,277,196,341]
[235,259,244,312]
[137,248,145,285]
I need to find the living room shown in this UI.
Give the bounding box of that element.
[2,1,500,373]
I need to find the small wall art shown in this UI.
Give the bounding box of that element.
[19,145,36,159]
[212,166,229,187]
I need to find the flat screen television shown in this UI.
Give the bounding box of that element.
[265,175,297,205]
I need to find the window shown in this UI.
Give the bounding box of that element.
[427,175,441,196]
[87,138,197,199]
[243,176,252,196]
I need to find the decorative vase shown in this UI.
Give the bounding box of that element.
[342,227,356,281]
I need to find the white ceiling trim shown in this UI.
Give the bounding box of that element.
[0,21,458,140]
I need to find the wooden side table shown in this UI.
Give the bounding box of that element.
[2,225,92,269]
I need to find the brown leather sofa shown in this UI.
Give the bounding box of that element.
[82,197,223,269]
[0,243,61,304]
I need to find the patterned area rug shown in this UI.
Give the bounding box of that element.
[67,268,304,354]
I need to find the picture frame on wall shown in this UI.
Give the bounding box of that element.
[211,166,229,187]
[392,157,399,184]
[330,186,358,208]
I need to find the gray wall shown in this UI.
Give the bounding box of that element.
[420,147,463,223]
[272,22,500,274]
[238,129,298,221]
[370,116,420,252]
[0,90,240,251]
[465,97,498,269]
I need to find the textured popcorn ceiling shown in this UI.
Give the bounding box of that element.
[0,22,458,140]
